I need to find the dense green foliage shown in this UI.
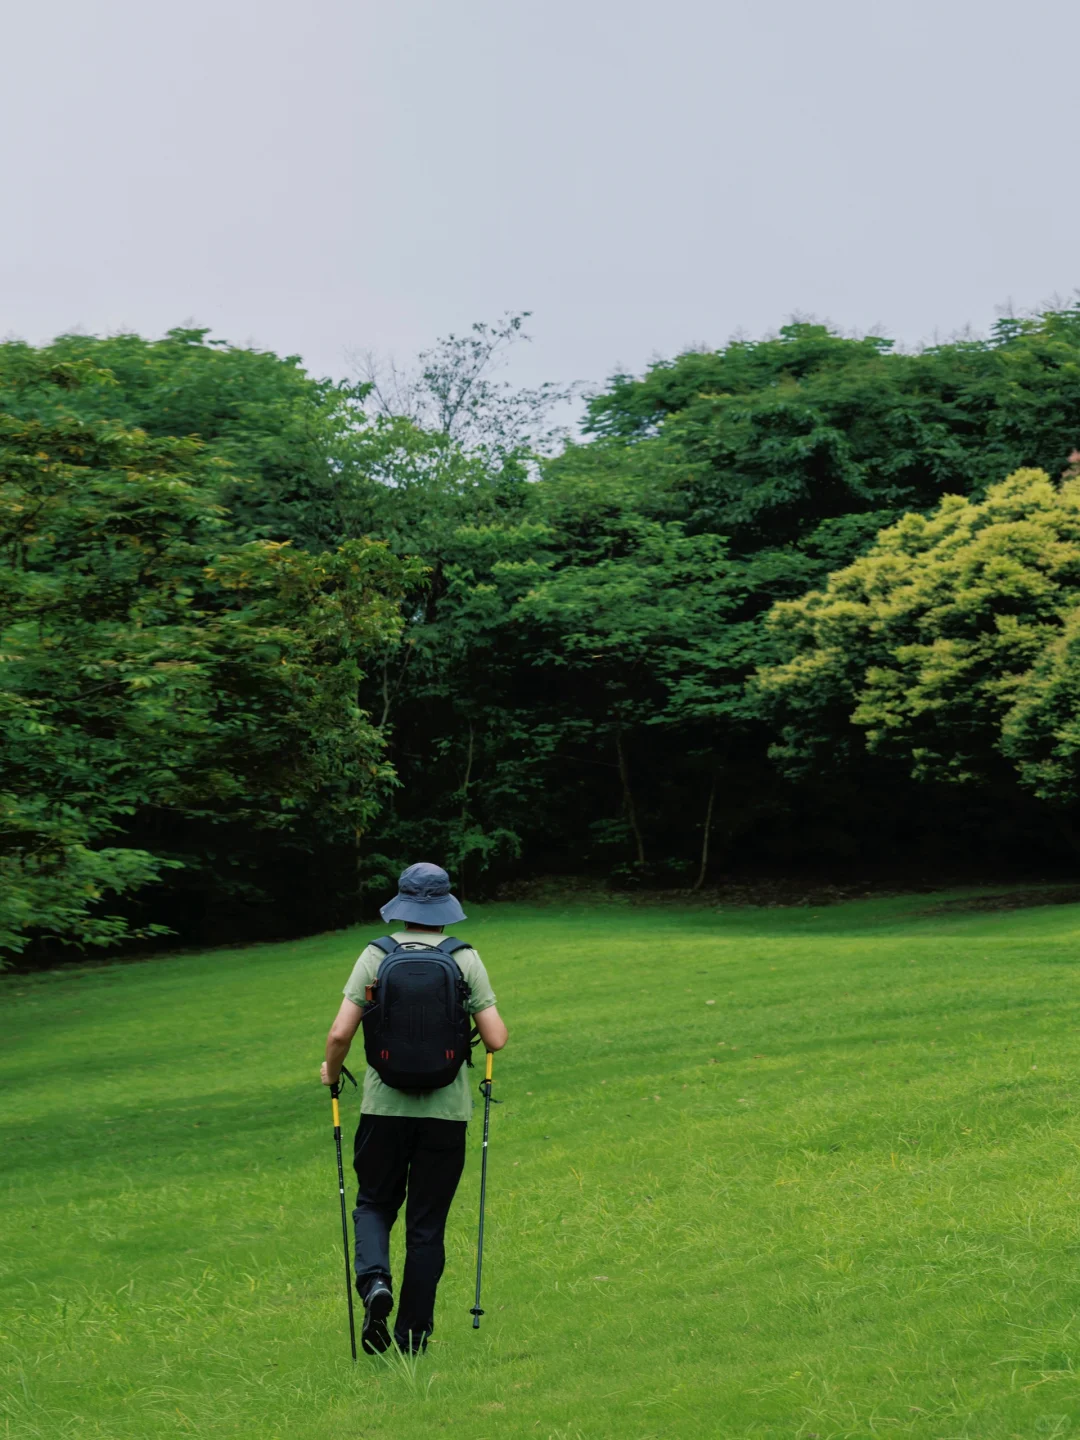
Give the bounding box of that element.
[370,310,1080,900]
[0,342,418,955]
[6,895,1080,1437]
[5,308,1080,955]
[36,327,368,550]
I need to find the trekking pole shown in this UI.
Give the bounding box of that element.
[471,1050,495,1329]
[330,1065,358,1361]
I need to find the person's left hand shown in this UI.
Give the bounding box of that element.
[320,1062,338,1087]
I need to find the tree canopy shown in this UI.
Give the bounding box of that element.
[6,305,1080,960]
[0,343,417,956]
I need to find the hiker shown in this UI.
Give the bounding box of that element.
[320,862,508,1355]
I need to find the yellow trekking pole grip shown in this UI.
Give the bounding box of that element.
[332,1095,341,1129]
[485,1051,494,1083]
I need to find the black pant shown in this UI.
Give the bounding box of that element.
[352,1113,467,1347]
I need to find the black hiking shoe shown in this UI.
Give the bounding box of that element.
[361,1279,393,1355]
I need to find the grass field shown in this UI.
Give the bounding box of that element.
[4,893,1080,1439]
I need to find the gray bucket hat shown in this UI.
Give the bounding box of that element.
[379,862,466,926]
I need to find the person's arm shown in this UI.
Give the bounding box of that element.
[473,1004,508,1052]
[320,997,364,1086]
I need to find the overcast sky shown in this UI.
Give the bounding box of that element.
[3,0,1078,405]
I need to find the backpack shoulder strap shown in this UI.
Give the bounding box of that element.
[370,935,397,955]
[437,936,470,955]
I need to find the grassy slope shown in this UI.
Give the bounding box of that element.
[3,895,1080,1439]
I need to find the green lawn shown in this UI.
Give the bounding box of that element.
[4,894,1080,1439]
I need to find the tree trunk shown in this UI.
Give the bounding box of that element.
[615,725,646,867]
[460,721,475,822]
[377,644,413,731]
[692,776,717,891]
[378,657,392,730]
[458,721,475,901]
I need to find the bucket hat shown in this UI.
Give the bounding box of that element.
[379,862,466,926]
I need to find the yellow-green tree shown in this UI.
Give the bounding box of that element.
[756,467,1080,802]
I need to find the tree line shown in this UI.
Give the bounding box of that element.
[4,308,1080,960]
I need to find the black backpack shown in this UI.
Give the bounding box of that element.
[361,935,475,1092]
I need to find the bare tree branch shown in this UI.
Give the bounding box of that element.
[348,312,582,461]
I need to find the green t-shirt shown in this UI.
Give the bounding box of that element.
[343,931,496,1122]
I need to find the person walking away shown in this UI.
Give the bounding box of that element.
[320,862,508,1355]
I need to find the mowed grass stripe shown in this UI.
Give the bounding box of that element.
[3,895,1080,1439]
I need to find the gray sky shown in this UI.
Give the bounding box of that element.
[4,0,1078,403]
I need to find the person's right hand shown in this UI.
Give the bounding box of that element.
[320,1062,338,1087]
